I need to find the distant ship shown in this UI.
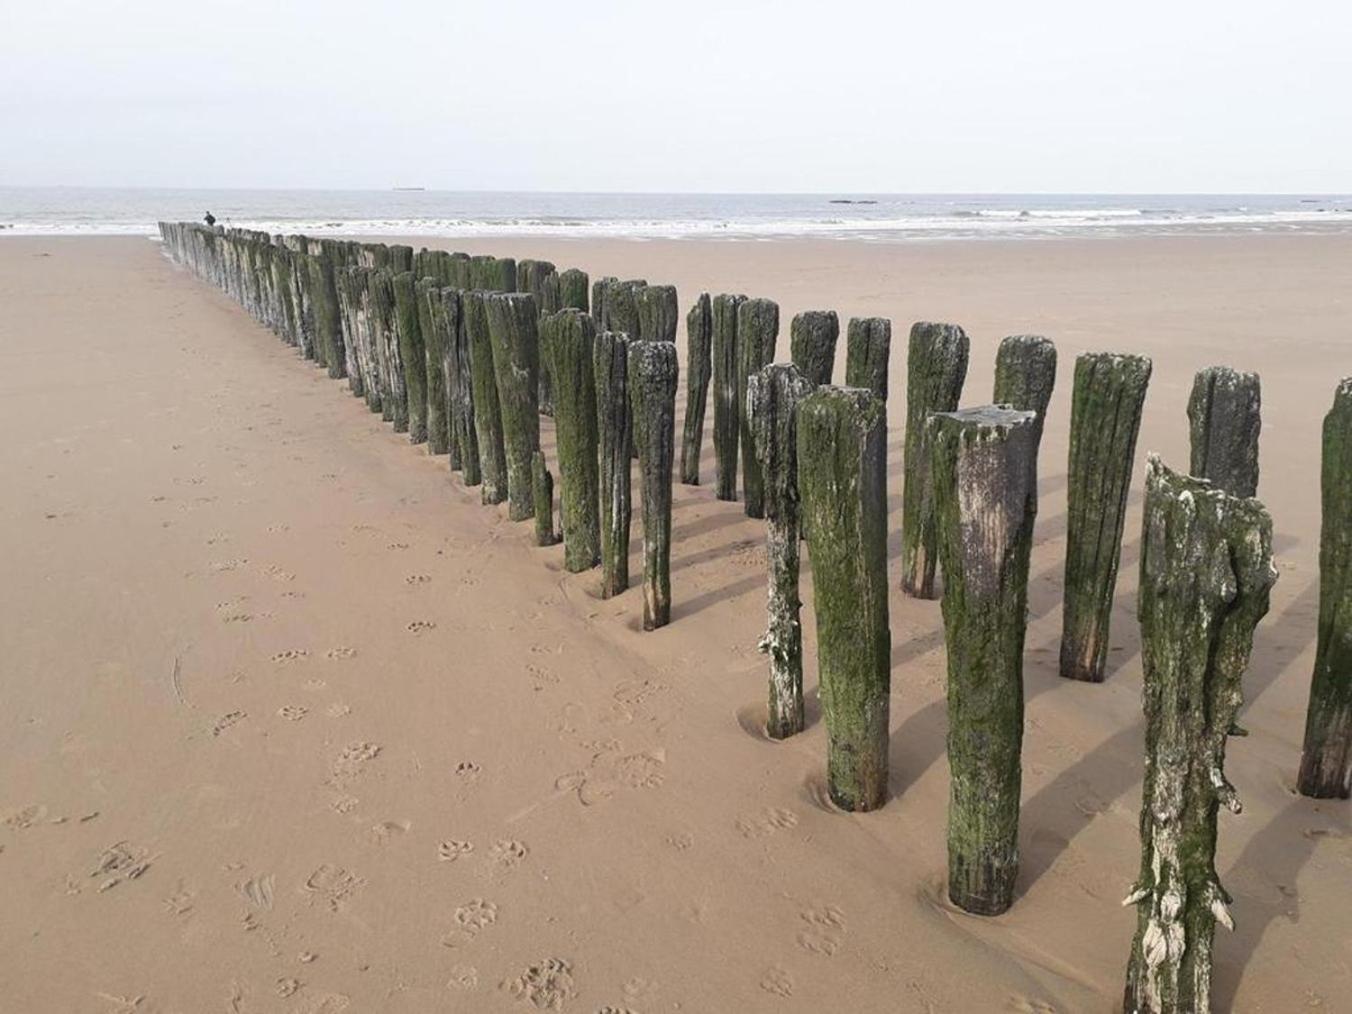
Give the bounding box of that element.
[393,187,426,192]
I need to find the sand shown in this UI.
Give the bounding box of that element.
[1,232,1349,1013]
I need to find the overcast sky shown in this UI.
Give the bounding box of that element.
[2,0,1348,193]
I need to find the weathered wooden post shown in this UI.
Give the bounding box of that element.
[931,406,1040,916]
[518,259,558,415]
[591,276,616,330]
[748,364,816,738]
[595,331,633,598]
[485,293,541,521]
[1187,366,1261,498]
[393,271,429,444]
[372,270,408,431]
[463,291,508,504]
[637,284,679,343]
[900,322,970,598]
[1123,456,1275,1014]
[630,341,679,629]
[531,451,559,546]
[844,317,891,400]
[557,268,589,311]
[541,309,601,571]
[737,298,779,518]
[440,289,481,485]
[993,334,1057,451]
[797,386,891,811]
[309,251,346,380]
[354,267,383,414]
[470,255,516,292]
[681,293,713,485]
[1060,352,1152,682]
[1298,378,1352,799]
[712,293,747,501]
[415,278,449,455]
[335,266,365,398]
[790,310,839,386]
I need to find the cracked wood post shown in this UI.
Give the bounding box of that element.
[486,293,541,521]
[630,340,679,629]
[748,363,816,738]
[463,291,508,504]
[531,451,559,546]
[1298,378,1352,798]
[393,271,429,444]
[371,270,407,431]
[681,292,713,485]
[518,259,558,415]
[1123,455,1275,1014]
[1060,352,1153,682]
[930,406,1040,916]
[591,276,616,331]
[440,289,481,484]
[471,255,516,292]
[797,386,891,811]
[541,309,600,572]
[711,293,747,501]
[900,322,970,598]
[415,278,449,455]
[1187,366,1261,498]
[354,267,382,414]
[334,266,364,399]
[790,310,839,386]
[993,334,1057,452]
[309,250,346,380]
[845,317,891,400]
[595,330,633,598]
[637,284,679,344]
[557,268,589,311]
[737,298,779,518]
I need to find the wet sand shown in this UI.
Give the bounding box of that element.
[1,233,1349,1012]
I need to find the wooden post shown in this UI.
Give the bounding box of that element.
[541,309,600,572]
[463,291,508,504]
[371,270,407,431]
[440,289,481,485]
[748,363,816,738]
[931,406,1040,916]
[334,266,365,398]
[637,284,679,343]
[797,386,891,811]
[518,259,558,415]
[712,293,747,501]
[993,334,1057,451]
[1187,365,1261,498]
[415,278,449,455]
[790,310,839,387]
[557,268,589,311]
[485,293,541,521]
[900,322,970,598]
[844,317,891,400]
[1298,378,1352,798]
[393,271,429,444]
[681,292,713,485]
[630,341,679,629]
[354,267,383,414]
[595,331,633,598]
[591,276,616,331]
[737,297,779,518]
[1123,455,1275,1014]
[309,251,346,380]
[470,255,516,292]
[1060,352,1153,682]
[531,451,559,546]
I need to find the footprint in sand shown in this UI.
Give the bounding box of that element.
[759,966,794,998]
[502,958,576,1010]
[163,882,194,916]
[527,664,559,691]
[221,612,253,624]
[302,864,364,912]
[278,705,309,722]
[270,649,309,665]
[1005,998,1058,1013]
[276,978,301,998]
[388,541,410,551]
[325,703,351,718]
[330,742,381,784]
[735,807,799,839]
[485,839,529,876]
[237,873,276,910]
[438,840,474,863]
[325,646,356,660]
[329,794,359,815]
[3,804,49,830]
[455,761,482,784]
[797,904,846,956]
[91,841,153,892]
[405,574,431,585]
[447,966,479,991]
[665,832,694,851]
[209,558,248,573]
[370,820,411,844]
[212,711,247,736]
[304,678,328,692]
[442,898,499,949]
[406,620,436,635]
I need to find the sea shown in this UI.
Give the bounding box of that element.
[3,188,1351,241]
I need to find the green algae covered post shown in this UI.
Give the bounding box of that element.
[992,334,1057,451]
[790,310,839,387]
[485,293,541,521]
[681,292,713,485]
[595,330,633,598]
[844,317,891,400]
[463,291,508,505]
[797,386,890,811]
[392,271,429,444]
[712,293,747,501]
[629,340,679,629]
[748,363,816,738]
[900,321,970,599]
[557,268,589,312]
[930,406,1040,916]
[415,278,448,454]
[1187,365,1261,498]
[737,297,779,518]
[1123,455,1275,1014]
[531,450,559,547]
[1298,378,1352,799]
[1060,351,1152,682]
[541,309,601,572]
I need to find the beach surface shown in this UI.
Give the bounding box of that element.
[1,233,1349,1012]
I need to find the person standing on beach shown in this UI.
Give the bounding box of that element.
[204,211,216,226]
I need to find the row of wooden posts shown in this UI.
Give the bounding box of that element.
[158,222,1349,1014]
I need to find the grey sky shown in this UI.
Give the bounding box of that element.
[3,0,1348,192]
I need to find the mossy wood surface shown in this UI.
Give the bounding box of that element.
[992,334,1057,451]
[1187,366,1261,499]
[463,291,508,504]
[542,309,601,572]
[790,310,839,387]
[486,293,541,521]
[630,341,679,629]
[595,330,633,598]
[737,297,779,518]
[711,293,747,501]
[681,292,714,485]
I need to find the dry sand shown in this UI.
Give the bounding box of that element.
[1,233,1349,1013]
